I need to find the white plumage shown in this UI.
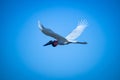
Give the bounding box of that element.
[66,20,87,41]
[38,20,88,47]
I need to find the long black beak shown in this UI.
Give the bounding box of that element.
[43,40,53,46]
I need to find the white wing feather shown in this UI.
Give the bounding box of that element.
[38,21,67,42]
[66,20,88,41]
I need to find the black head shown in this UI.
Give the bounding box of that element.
[51,40,58,47]
[43,40,58,47]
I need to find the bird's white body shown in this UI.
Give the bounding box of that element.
[38,20,88,47]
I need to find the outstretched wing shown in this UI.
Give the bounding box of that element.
[38,21,67,42]
[66,20,88,41]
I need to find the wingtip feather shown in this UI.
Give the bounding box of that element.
[38,20,43,30]
[78,19,88,27]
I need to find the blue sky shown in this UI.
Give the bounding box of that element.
[1,0,120,80]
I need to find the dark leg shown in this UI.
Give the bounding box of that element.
[76,42,88,44]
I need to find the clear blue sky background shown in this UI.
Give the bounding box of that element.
[1,0,120,80]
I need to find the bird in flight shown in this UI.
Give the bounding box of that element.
[38,20,88,47]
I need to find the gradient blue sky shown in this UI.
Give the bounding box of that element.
[1,0,120,80]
